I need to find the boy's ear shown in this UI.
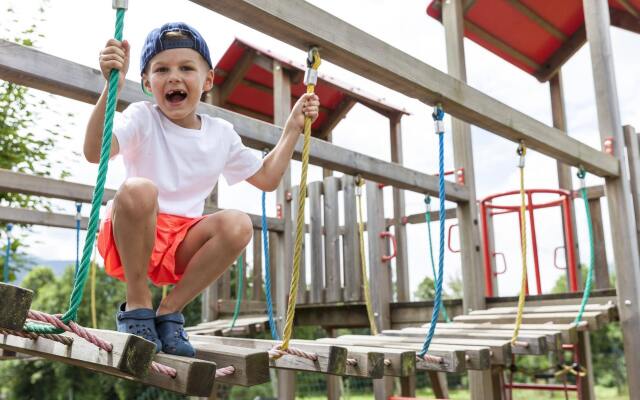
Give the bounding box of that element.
[142,74,152,93]
[203,69,214,92]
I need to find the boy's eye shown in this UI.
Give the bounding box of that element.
[154,66,168,73]
[180,65,195,71]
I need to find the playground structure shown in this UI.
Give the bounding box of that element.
[0,0,639,399]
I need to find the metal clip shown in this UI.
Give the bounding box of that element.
[434,120,445,135]
[303,68,318,86]
[517,142,526,169]
[112,0,128,10]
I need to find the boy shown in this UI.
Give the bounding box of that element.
[85,22,319,357]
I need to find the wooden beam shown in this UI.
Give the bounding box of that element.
[189,336,347,375]
[224,102,273,123]
[0,206,88,230]
[534,27,586,82]
[507,0,568,40]
[389,207,458,227]
[317,96,357,140]
[583,2,640,398]
[615,0,639,18]
[147,354,216,396]
[219,48,256,104]
[453,311,606,330]
[624,126,640,254]
[432,322,579,344]
[188,0,618,177]
[610,7,640,33]
[191,342,269,386]
[0,41,469,202]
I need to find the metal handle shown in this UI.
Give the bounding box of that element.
[447,224,461,253]
[493,252,507,275]
[380,231,397,262]
[553,246,567,270]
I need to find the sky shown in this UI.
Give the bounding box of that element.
[2,0,639,299]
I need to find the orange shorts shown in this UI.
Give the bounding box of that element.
[97,212,206,286]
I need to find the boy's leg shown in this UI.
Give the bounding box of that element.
[111,177,159,311]
[156,209,253,315]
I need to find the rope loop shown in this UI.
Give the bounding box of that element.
[517,141,526,168]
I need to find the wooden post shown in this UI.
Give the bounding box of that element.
[588,198,610,289]
[324,176,342,303]
[583,2,640,398]
[390,114,410,302]
[484,203,499,295]
[342,175,363,302]
[623,126,640,254]
[323,132,334,178]
[326,328,342,400]
[442,1,494,398]
[273,59,296,400]
[549,72,582,287]
[309,181,324,303]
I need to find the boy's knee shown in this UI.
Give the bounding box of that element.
[221,211,253,248]
[115,178,158,216]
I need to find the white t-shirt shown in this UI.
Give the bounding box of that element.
[112,101,262,217]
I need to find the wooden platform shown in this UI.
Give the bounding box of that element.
[186,315,269,336]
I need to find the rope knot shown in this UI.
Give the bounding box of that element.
[432,104,445,134]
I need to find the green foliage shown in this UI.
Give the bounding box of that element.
[414,276,436,300]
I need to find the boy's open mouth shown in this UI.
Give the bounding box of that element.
[166,89,187,103]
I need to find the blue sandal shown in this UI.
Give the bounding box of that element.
[116,303,162,353]
[155,312,195,357]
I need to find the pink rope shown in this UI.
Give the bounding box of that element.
[27,310,112,352]
[215,365,236,378]
[151,361,177,378]
[416,354,444,364]
[346,358,358,366]
[384,359,392,367]
[0,328,74,346]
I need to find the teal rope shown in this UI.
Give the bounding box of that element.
[25,7,126,333]
[75,202,82,279]
[574,167,594,324]
[424,196,450,322]
[419,105,446,358]
[229,253,244,329]
[3,223,12,283]
[262,189,279,340]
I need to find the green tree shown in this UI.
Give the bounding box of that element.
[414,276,437,300]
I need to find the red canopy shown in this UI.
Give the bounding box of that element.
[427,0,640,81]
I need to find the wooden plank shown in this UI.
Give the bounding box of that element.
[576,330,596,400]
[320,336,466,373]
[191,342,269,386]
[188,0,618,177]
[469,303,617,321]
[0,329,155,379]
[393,207,457,226]
[316,338,415,377]
[366,181,391,330]
[291,185,307,304]
[507,0,568,40]
[390,115,410,302]
[308,181,324,303]
[589,198,611,289]
[216,300,267,315]
[0,207,88,230]
[0,42,469,202]
[147,354,216,396]
[0,283,33,331]
[583,3,640,398]
[189,336,347,375]
[341,175,363,302]
[430,322,579,344]
[323,176,342,303]
[443,0,486,314]
[453,311,605,330]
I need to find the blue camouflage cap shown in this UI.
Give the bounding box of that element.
[140,22,213,74]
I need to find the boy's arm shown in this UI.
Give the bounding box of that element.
[247,93,320,191]
[84,86,120,163]
[84,39,129,164]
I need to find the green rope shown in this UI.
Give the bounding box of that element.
[25,7,126,333]
[229,253,244,329]
[425,196,450,322]
[574,167,594,324]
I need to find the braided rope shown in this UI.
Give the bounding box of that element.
[346,358,358,366]
[418,105,446,358]
[25,7,126,334]
[384,359,392,367]
[0,328,73,346]
[574,167,595,324]
[425,196,450,322]
[511,142,528,344]
[268,345,318,361]
[262,180,279,340]
[26,310,113,352]
[416,353,444,364]
[280,48,320,351]
[215,365,236,378]
[150,361,177,378]
[355,177,379,335]
[229,253,244,329]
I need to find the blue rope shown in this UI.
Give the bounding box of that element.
[3,223,12,283]
[419,105,446,358]
[424,196,450,322]
[75,202,82,279]
[261,151,279,340]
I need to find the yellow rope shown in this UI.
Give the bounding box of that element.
[512,141,528,344]
[280,48,321,351]
[355,177,379,335]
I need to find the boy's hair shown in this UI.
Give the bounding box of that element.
[140,22,213,75]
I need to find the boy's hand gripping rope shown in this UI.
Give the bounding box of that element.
[574,166,595,325]
[511,141,528,344]
[355,176,379,335]
[417,105,446,362]
[424,196,450,322]
[278,47,321,356]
